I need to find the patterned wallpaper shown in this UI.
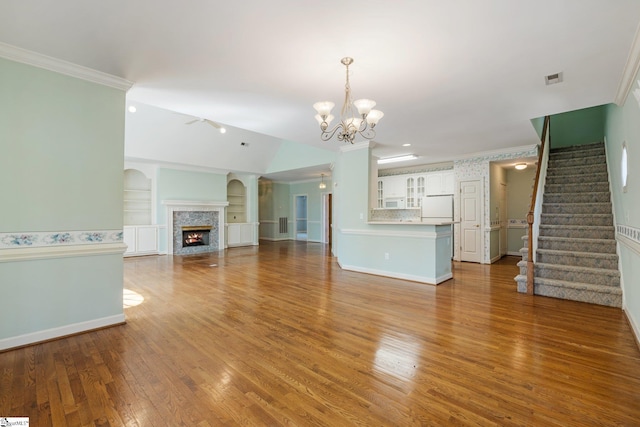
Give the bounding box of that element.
[453,145,538,262]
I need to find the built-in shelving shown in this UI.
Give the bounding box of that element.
[124,169,152,226]
[227,181,246,223]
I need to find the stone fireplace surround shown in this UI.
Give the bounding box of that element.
[162,200,229,255]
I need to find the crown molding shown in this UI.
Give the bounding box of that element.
[340,140,375,152]
[614,23,640,106]
[0,42,133,91]
[451,144,538,162]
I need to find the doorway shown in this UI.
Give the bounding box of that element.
[460,179,482,263]
[322,192,332,246]
[294,194,308,241]
[499,182,507,257]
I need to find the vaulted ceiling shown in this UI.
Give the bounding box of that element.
[2,1,639,178]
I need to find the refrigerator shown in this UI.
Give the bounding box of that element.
[421,195,454,221]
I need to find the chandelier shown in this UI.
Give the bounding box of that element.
[313,57,383,144]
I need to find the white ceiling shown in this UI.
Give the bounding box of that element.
[2,1,640,179]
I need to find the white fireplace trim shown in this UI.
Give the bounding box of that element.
[162,200,229,254]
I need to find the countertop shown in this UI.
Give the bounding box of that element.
[367,220,456,225]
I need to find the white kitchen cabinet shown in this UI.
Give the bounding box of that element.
[227,223,255,247]
[426,171,455,195]
[381,176,405,198]
[442,171,455,194]
[123,225,159,257]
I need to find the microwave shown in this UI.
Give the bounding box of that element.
[384,198,405,209]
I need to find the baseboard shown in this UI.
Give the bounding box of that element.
[259,237,291,241]
[0,313,126,352]
[623,303,640,352]
[507,251,522,256]
[338,261,451,285]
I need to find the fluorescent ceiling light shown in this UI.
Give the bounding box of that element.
[377,154,418,165]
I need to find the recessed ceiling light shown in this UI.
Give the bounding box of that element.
[402,143,411,147]
[128,105,137,113]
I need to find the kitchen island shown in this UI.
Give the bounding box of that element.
[338,220,454,285]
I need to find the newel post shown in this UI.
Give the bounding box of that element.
[526,211,534,295]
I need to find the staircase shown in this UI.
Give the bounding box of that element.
[516,142,622,307]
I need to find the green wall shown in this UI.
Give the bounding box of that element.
[0,57,127,348]
[604,76,640,340]
[156,168,228,224]
[0,58,125,231]
[266,140,336,174]
[550,105,606,149]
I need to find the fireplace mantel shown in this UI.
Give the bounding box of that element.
[162,200,229,255]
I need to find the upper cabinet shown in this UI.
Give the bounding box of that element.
[378,170,454,203]
[426,171,454,196]
[124,169,152,225]
[381,176,405,198]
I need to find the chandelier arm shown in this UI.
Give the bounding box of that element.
[357,127,376,141]
[320,123,343,142]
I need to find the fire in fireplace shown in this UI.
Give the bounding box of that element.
[182,226,211,247]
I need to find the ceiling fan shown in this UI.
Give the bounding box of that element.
[185,118,227,134]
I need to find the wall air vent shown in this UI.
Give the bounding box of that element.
[545,72,563,85]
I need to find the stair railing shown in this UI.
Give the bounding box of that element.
[526,115,550,294]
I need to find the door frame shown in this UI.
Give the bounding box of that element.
[456,177,484,263]
[321,192,332,245]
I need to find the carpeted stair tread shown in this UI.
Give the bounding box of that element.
[542,202,612,214]
[545,172,608,185]
[544,183,610,194]
[548,155,607,168]
[536,248,618,261]
[536,236,617,253]
[535,262,620,287]
[533,277,622,294]
[549,149,605,160]
[543,192,611,203]
[540,213,613,226]
[536,249,619,269]
[539,224,614,239]
[546,164,608,176]
[549,142,604,153]
[533,277,622,307]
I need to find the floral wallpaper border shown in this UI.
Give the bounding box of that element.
[0,230,123,249]
[617,224,640,245]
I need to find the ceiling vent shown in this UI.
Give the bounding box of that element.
[545,72,563,85]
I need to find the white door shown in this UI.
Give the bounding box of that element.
[460,180,482,263]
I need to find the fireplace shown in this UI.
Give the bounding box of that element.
[182,226,211,247]
[163,200,229,256]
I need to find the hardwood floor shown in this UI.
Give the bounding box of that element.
[2,240,640,426]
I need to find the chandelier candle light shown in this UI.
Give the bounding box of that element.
[314,57,384,144]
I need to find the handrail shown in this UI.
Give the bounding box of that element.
[526,115,550,294]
